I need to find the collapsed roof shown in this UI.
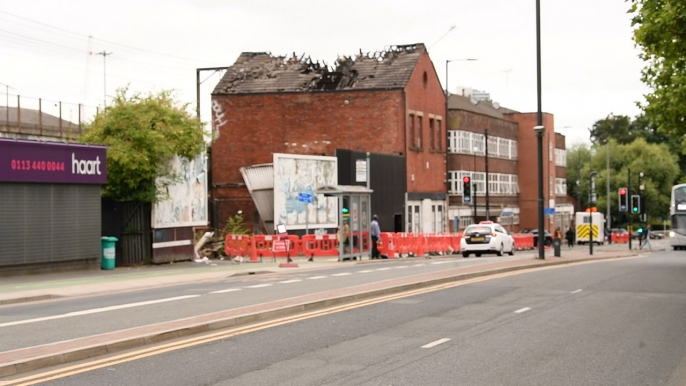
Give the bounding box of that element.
[213,43,426,95]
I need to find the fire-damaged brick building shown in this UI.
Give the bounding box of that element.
[210,43,448,234]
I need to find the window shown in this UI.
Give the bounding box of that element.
[510,139,518,160]
[498,138,509,158]
[555,148,567,166]
[436,120,442,151]
[499,174,511,194]
[407,203,421,233]
[487,136,498,157]
[432,204,444,232]
[489,173,499,194]
[429,118,435,150]
[409,114,415,149]
[448,131,459,153]
[459,215,472,229]
[549,141,553,161]
[473,172,486,195]
[511,175,519,194]
[556,178,567,196]
[416,115,423,149]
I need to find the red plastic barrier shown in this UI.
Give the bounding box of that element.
[251,235,301,262]
[512,233,534,250]
[224,234,251,257]
[450,233,462,253]
[378,232,396,258]
[611,232,629,243]
[301,234,339,259]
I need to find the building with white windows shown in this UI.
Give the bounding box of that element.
[446,94,573,233]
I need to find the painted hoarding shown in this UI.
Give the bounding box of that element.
[0,138,107,184]
[152,153,208,228]
[273,153,337,230]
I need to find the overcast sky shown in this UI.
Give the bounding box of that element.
[0,0,647,146]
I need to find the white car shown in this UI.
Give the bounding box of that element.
[460,221,515,258]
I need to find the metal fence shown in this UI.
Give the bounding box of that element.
[0,93,99,142]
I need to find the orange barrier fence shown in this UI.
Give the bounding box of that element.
[224,234,251,257]
[512,233,534,250]
[225,231,531,261]
[611,233,629,243]
[301,234,339,259]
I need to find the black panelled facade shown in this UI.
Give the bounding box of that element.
[336,149,406,232]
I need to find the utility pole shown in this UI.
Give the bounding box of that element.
[606,142,611,230]
[96,51,113,107]
[0,82,14,126]
[485,129,490,220]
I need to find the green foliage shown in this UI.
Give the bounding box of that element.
[629,0,686,144]
[567,138,679,221]
[81,88,205,202]
[222,212,251,236]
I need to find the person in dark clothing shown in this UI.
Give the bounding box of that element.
[565,227,575,248]
[371,215,381,259]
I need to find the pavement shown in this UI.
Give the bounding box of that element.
[0,242,654,378]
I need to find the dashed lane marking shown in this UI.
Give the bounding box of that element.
[422,338,451,348]
[571,289,583,294]
[278,279,302,284]
[514,307,531,313]
[331,273,353,276]
[210,288,242,294]
[307,276,327,280]
[244,284,273,288]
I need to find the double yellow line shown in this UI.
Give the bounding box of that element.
[4,260,620,385]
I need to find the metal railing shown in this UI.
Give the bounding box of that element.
[0,93,99,142]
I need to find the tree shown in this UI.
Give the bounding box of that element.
[629,0,686,142]
[589,114,634,145]
[569,138,679,223]
[81,88,205,202]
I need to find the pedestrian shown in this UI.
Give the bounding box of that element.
[371,214,381,259]
[566,226,575,248]
[554,227,562,240]
[338,220,350,253]
[641,223,653,251]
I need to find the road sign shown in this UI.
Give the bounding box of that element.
[298,192,313,204]
[544,207,555,215]
[502,209,513,216]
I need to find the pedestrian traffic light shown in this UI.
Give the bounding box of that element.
[462,176,471,204]
[618,187,628,212]
[631,194,640,214]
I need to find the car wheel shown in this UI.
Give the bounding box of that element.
[508,242,515,256]
[475,252,482,257]
[462,252,469,258]
[497,244,503,257]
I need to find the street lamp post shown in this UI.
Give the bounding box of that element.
[535,0,545,259]
[535,125,545,259]
[589,171,600,255]
[473,146,478,224]
[485,129,490,220]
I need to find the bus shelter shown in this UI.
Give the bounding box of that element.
[315,185,373,261]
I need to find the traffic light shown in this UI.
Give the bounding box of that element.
[342,197,349,217]
[462,176,471,204]
[631,194,640,214]
[618,187,628,212]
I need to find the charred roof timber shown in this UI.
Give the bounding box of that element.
[212,43,426,95]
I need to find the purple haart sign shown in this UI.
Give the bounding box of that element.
[0,138,107,184]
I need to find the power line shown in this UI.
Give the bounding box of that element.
[0,10,215,64]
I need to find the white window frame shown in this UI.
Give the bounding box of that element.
[407,202,421,234]
[556,178,567,196]
[431,204,444,232]
[489,173,499,195]
[511,175,519,194]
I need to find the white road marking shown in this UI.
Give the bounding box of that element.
[422,338,451,348]
[376,267,392,271]
[331,273,353,276]
[515,307,531,313]
[430,261,451,265]
[279,279,302,284]
[307,276,327,280]
[413,264,426,267]
[356,270,374,273]
[210,288,242,294]
[0,295,200,328]
[571,289,583,294]
[245,284,274,288]
[394,266,409,269]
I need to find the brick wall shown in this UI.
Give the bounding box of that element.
[211,90,404,230]
[404,52,447,194]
